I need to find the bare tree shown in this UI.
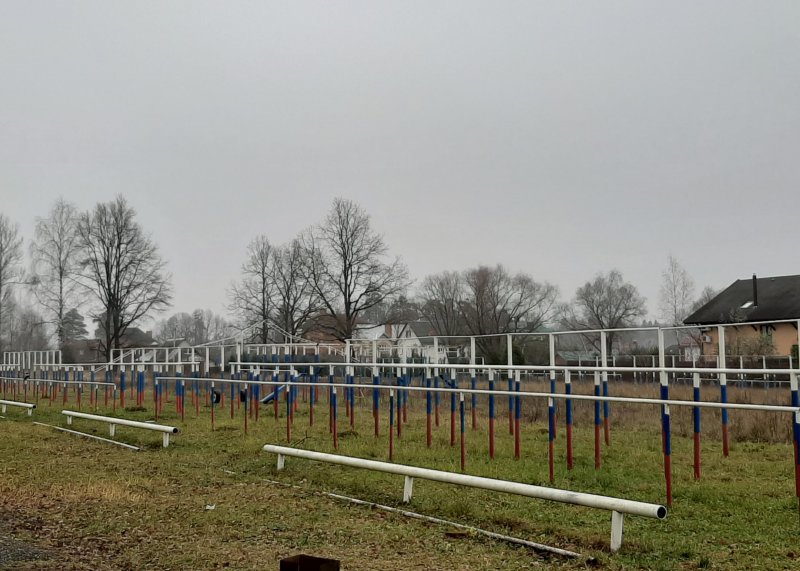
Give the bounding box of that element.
[272,239,324,342]
[0,214,23,354]
[561,269,647,353]
[3,300,49,352]
[155,309,231,345]
[76,196,172,361]
[658,255,695,326]
[303,198,409,342]
[30,199,82,349]
[228,235,275,344]
[155,312,196,344]
[692,286,718,313]
[418,271,465,337]
[191,309,232,344]
[461,265,559,363]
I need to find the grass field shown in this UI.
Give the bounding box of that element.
[1,378,799,570]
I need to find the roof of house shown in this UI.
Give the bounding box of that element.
[684,274,800,325]
[408,321,436,343]
[120,327,158,347]
[354,325,388,341]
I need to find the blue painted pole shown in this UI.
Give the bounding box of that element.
[120,370,126,408]
[790,373,799,500]
[602,376,610,446]
[693,372,702,480]
[349,370,356,429]
[507,375,514,435]
[389,389,395,460]
[721,379,730,456]
[663,404,673,506]
[450,373,457,447]
[488,374,495,459]
[594,372,601,469]
[514,375,521,459]
[459,392,466,471]
[548,396,555,482]
[425,375,432,447]
[373,373,380,437]
[471,376,477,430]
[434,375,440,426]
[565,370,573,470]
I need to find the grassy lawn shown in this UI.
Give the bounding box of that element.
[1,381,798,570]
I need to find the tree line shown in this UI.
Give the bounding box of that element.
[0,196,715,363]
[0,197,171,361]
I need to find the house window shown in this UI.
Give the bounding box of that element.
[761,325,775,338]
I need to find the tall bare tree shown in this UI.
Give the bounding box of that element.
[229,235,275,344]
[461,265,559,363]
[0,214,23,354]
[418,271,465,337]
[155,309,231,345]
[561,269,647,353]
[692,286,718,312]
[3,300,49,352]
[303,198,409,342]
[659,255,695,326]
[272,239,324,342]
[76,196,172,361]
[30,199,82,349]
[155,312,196,344]
[192,308,232,344]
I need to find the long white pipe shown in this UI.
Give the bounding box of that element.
[159,376,799,413]
[264,445,667,519]
[0,399,36,409]
[0,399,36,415]
[61,411,178,434]
[0,377,115,388]
[228,360,800,376]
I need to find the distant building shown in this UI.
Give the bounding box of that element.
[64,327,160,364]
[684,274,800,356]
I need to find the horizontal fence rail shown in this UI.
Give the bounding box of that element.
[0,399,36,415]
[62,411,178,448]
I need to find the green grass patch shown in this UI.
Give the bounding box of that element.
[1,391,798,570]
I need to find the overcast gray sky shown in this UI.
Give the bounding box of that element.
[1,1,798,322]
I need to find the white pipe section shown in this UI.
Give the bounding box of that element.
[0,399,36,415]
[226,360,800,376]
[264,445,667,520]
[0,399,36,409]
[160,376,800,413]
[0,377,115,388]
[62,411,178,434]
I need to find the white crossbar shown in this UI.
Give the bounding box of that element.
[62,410,178,448]
[0,399,35,415]
[263,445,666,552]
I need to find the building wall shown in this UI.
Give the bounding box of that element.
[699,323,799,356]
